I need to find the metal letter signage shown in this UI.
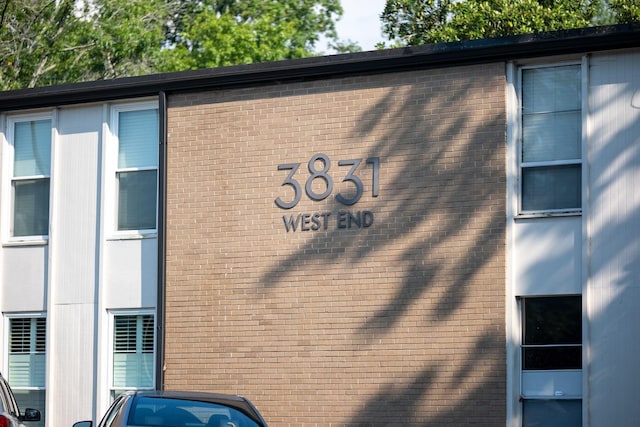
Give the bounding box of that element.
[275,153,379,232]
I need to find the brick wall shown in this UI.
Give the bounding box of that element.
[165,63,506,426]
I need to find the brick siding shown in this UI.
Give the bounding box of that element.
[165,63,506,426]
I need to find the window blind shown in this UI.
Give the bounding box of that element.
[113,315,154,389]
[8,318,46,388]
[13,120,51,177]
[118,109,158,169]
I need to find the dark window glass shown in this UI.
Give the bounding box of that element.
[524,297,581,345]
[522,165,581,211]
[130,397,262,427]
[524,346,582,370]
[13,179,50,237]
[117,170,157,230]
[523,399,582,427]
[523,296,581,370]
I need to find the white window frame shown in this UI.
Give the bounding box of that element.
[516,61,584,217]
[1,112,53,244]
[106,101,159,239]
[107,310,156,400]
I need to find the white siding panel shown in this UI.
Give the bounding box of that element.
[47,303,95,427]
[588,50,640,427]
[103,238,157,309]
[1,246,47,312]
[513,216,582,296]
[46,106,102,427]
[50,106,102,304]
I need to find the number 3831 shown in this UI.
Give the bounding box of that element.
[275,153,379,210]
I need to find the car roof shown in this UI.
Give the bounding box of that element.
[129,390,266,425]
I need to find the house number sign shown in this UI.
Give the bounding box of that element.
[275,153,379,232]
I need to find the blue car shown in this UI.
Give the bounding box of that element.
[72,391,267,427]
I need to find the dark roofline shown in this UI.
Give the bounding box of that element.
[2,23,640,111]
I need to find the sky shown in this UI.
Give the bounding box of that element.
[320,0,388,54]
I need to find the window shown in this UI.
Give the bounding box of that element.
[113,106,158,232]
[111,313,155,398]
[522,297,582,370]
[520,65,582,212]
[7,117,52,238]
[521,296,582,427]
[8,316,46,427]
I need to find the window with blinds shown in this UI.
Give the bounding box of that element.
[520,65,582,212]
[112,314,155,390]
[7,316,46,427]
[116,109,158,231]
[8,317,46,388]
[11,119,51,237]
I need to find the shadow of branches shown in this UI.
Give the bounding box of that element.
[252,64,507,425]
[165,47,640,427]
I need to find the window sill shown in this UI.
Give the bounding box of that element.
[521,394,582,400]
[3,237,48,247]
[515,211,582,220]
[107,231,157,241]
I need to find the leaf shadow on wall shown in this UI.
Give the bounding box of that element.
[252,67,507,425]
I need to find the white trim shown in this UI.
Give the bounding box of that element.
[96,104,110,422]
[104,101,159,240]
[507,59,589,426]
[580,54,591,427]
[505,60,520,427]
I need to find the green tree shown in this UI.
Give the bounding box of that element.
[610,0,640,23]
[159,0,342,71]
[0,0,78,89]
[381,0,640,46]
[74,0,173,79]
[0,0,173,89]
[0,0,343,89]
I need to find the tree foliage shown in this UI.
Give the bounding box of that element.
[609,0,640,23]
[0,0,78,89]
[159,0,342,71]
[75,0,173,79]
[381,0,640,46]
[0,0,342,89]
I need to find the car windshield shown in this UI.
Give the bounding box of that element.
[127,396,261,427]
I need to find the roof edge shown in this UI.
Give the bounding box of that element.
[2,23,640,111]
